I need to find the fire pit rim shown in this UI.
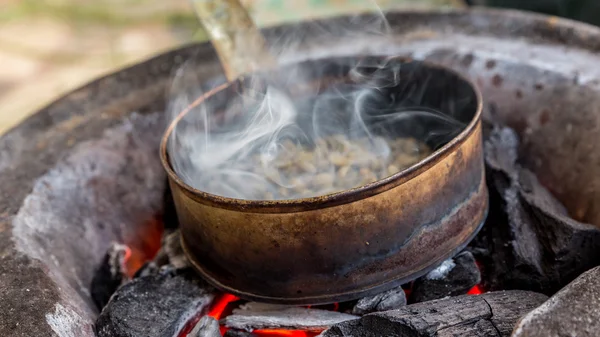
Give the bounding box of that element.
[159,56,483,213]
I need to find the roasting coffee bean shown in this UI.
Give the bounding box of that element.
[242,135,430,200]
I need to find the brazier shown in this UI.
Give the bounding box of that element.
[4,8,600,337]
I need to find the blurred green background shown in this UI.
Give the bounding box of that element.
[1,0,598,134]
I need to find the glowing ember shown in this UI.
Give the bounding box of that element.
[467,284,484,295]
[123,217,164,277]
[467,260,485,295]
[253,329,320,337]
[201,294,324,337]
[208,293,240,319]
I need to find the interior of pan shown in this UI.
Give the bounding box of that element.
[165,55,480,203]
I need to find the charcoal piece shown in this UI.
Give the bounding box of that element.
[190,316,220,337]
[95,269,215,337]
[512,266,600,337]
[223,302,358,332]
[320,290,547,337]
[132,261,159,278]
[154,229,191,269]
[91,243,129,310]
[352,286,407,315]
[470,126,600,295]
[438,319,500,336]
[224,330,256,337]
[410,251,481,303]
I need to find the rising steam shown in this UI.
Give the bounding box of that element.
[166,3,469,200]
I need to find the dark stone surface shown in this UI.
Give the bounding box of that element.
[95,268,215,337]
[91,243,129,310]
[321,291,547,337]
[410,250,481,303]
[190,316,221,337]
[470,126,600,295]
[512,266,600,337]
[352,286,407,315]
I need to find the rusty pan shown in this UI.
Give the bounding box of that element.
[160,56,487,304]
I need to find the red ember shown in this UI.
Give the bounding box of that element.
[124,216,164,277]
[467,284,484,295]
[203,294,323,337]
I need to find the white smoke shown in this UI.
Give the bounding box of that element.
[166,1,468,200]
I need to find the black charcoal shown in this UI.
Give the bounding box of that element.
[190,316,221,337]
[513,266,600,337]
[320,290,547,337]
[95,268,215,337]
[224,330,256,337]
[410,251,481,303]
[154,229,191,269]
[224,302,358,332]
[470,126,600,295]
[132,261,159,279]
[352,286,407,315]
[91,243,129,310]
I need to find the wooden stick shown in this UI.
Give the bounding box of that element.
[190,0,276,81]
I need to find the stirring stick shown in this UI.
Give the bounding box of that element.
[190,0,277,81]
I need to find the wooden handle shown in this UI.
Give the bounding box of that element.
[191,0,276,81]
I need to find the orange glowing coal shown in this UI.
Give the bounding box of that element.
[123,216,164,278]
[252,330,320,337]
[208,293,239,320]
[467,284,484,295]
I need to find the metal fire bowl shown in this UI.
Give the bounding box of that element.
[160,56,487,304]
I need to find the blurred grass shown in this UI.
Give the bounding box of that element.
[0,0,463,134]
[0,0,197,27]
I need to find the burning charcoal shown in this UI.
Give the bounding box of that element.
[410,251,481,303]
[223,302,358,332]
[163,230,191,269]
[153,229,191,269]
[224,331,256,337]
[132,261,159,279]
[95,268,215,337]
[470,126,600,294]
[91,243,130,310]
[352,286,407,315]
[190,316,220,337]
[513,266,600,337]
[320,290,547,337]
